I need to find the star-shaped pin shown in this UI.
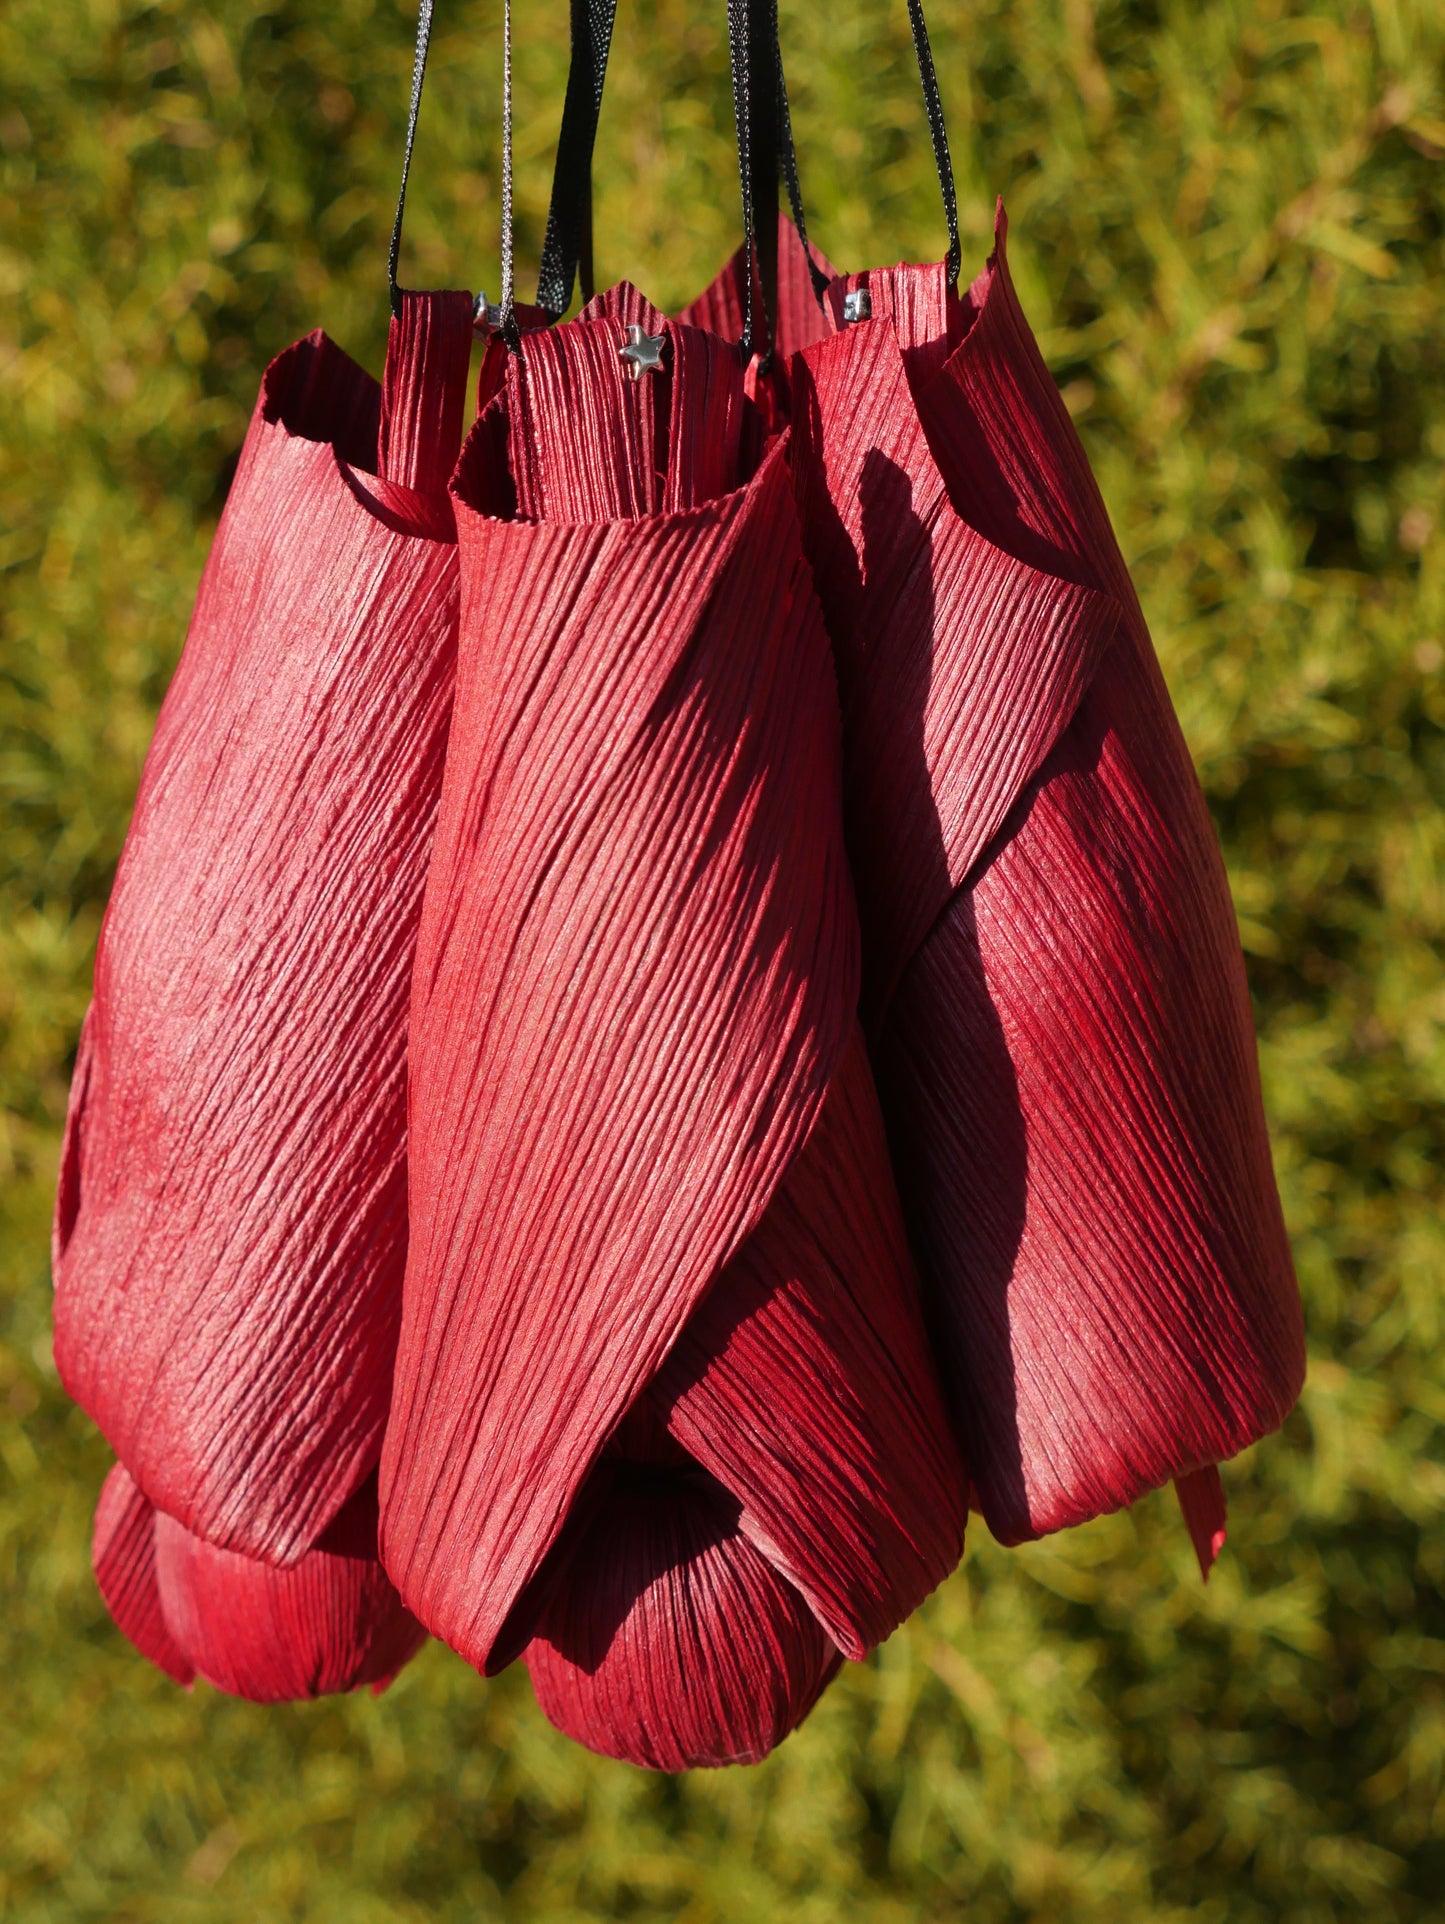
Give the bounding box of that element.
[619,324,667,380]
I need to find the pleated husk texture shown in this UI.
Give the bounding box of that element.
[59,202,1300,1740]
[787,203,1305,1568]
[93,1460,425,1700]
[380,287,968,1770]
[54,290,474,1699]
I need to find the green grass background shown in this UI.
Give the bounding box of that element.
[3,0,1445,1916]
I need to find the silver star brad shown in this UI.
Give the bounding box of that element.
[619,323,667,379]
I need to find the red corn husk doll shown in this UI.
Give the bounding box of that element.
[53,10,474,1697]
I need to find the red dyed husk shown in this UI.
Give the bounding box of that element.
[786,205,1304,1567]
[93,1461,424,1700]
[380,291,968,1769]
[58,291,477,1697]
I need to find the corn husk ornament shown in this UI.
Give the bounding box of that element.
[53,0,477,1699]
[378,0,968,1772]
[778,7,1305,1568]
[507,0,1304,1591]
[54,0,1306,1760]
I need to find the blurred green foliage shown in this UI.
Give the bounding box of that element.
[2,0,1445,1916]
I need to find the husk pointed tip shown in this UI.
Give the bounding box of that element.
[1176,1467,1228,1581]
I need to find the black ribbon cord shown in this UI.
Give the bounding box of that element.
[388,0,438,316]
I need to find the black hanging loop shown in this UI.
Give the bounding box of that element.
[726,0,753,354]
[726,0,781,361]
[776,57,830,307]
[497,0,523,351]
[904,0,961,285]
[536,0,619,318]
[538,0,823,333]
[388,0,438,316]
[752,0,782,357]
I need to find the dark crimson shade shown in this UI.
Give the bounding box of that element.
[525,1420,841,1774]
[788,204,1305,1571]
[380,289,968,1768]
[91,1458,195,1687]
[94,1461,425,1701]
[52,293,474,1578]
